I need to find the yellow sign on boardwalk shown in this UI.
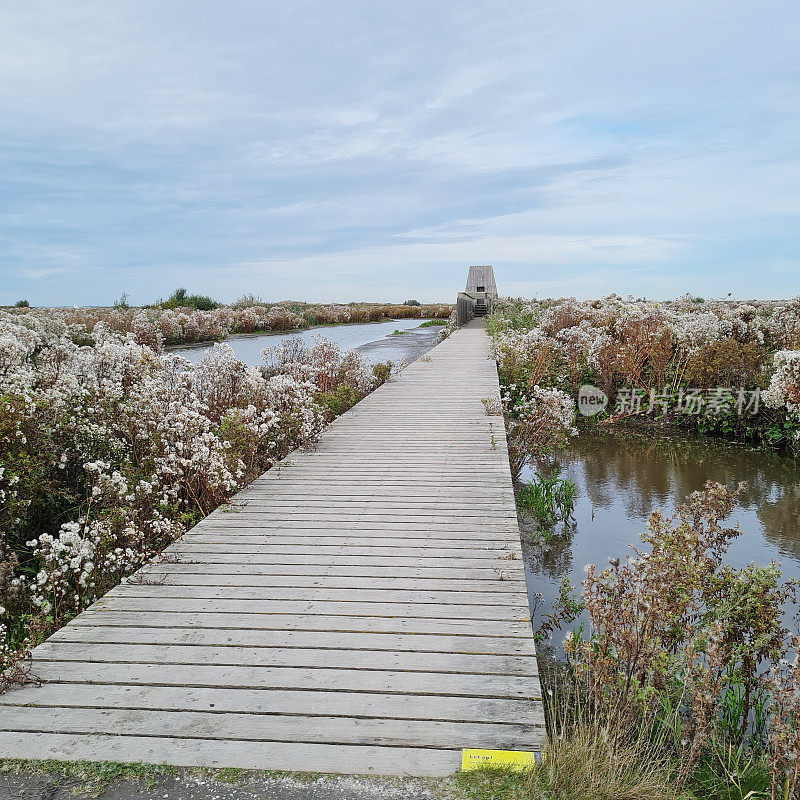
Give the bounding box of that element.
[461,749,541,771]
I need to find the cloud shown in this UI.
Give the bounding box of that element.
[0,0,799,305]
[21,267,70,280]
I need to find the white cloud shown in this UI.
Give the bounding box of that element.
[0,0,799,304]
[22,267,70,280]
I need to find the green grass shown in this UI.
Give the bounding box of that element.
[211,767,247,785]
[420,318,448,327]
[390,328,407,335]
[687,741,770,800]
[441,768,526,800]
[317,384,361,416]
[516,468,576,540]
[0,759,177,797]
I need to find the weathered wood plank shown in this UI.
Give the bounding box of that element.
[142,554,527,568]
[0,684,543,725]
[167,545,521,557]
[47,626,538,655]
[0,733,464,776]
[70,611,534,636]
[186,521,520,531]
[0,707,542,750]
[120,573,527,592]
[23,661,540,698]
[108,585,529,606]
[86,596,528,620]
[142,563,525,579]
[33,641,539,676]
[178,530,519,543]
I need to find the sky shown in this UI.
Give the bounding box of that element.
[1,0,799,306]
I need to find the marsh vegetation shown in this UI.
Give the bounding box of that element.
[486,297,800,799]
[0,309,396,686]
[4,296,453,348]
[516,468,576,541]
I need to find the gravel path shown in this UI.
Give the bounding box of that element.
[0,770,445,800]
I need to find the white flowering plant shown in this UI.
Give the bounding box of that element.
[501,386,578,480]
[0,310,395,683]
[487,295,800,448]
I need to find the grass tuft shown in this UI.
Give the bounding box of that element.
[0,759,177,797]
[524,721,679,800]
[420,318,448,327]
[444,767,526,800]
[517,467,576,540]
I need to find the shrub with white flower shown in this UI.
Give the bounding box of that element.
[486,295,800,444]
[0,309,395,684]
[28,521,99,617]
[502,385,577,480]
[764,350,800,426]
[480,293,800,485]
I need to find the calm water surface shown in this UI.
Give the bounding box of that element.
[522,429,800,651]
[171,318,431,365]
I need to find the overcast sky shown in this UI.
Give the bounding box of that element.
[1,0,799,305]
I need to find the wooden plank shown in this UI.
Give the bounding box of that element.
[186,521,520,531]
[109,585,529,606]
[0,684,543,725]
[86,596,529,620]
[143,554,526,568]
[223,489,511,495]
[24,661,539,698]
[208,505,515,515]
[196,517,518,526]
[167,545,520,557]
[0,733,464,776]
[48,626,538,655]
[142,563,524,579]
[33,642,539,676]
[175,530,519,542]
[70,611,534,637]
[0,707,541,750]
[122,573,527,592]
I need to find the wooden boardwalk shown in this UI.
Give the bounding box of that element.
[0,320,542,776]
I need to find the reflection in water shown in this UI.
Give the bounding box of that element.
[521,428,800,654]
